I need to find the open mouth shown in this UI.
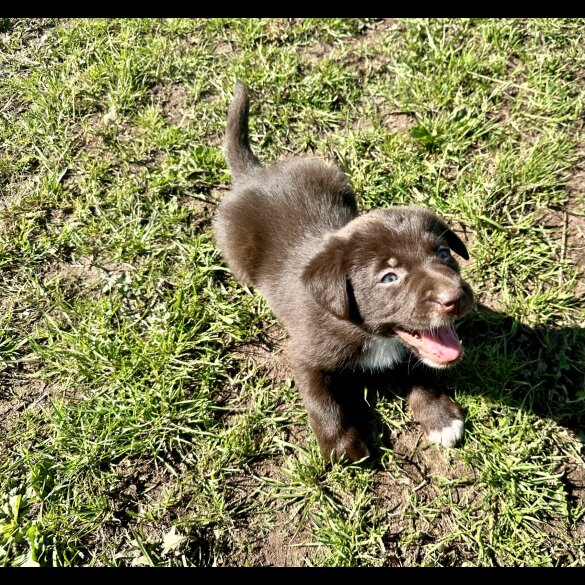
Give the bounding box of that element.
[395,324,462,367]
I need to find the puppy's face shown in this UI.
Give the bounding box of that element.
[302,206,474,368]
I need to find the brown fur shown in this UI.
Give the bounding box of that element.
[214,81,475,461]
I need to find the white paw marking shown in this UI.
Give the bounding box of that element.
[428,419,464,448]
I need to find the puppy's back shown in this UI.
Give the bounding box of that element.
[214,83,358,287]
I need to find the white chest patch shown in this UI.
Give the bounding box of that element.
[353,336,407,371]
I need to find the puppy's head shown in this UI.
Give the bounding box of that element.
[301,205,475,368]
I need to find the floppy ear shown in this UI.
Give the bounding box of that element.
[432,218,469,260]
[443,228,469,260]
[301,237,349,320]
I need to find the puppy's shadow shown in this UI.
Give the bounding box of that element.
[454,304,585,432]
[364,303,585,461]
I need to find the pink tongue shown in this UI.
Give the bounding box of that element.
[420,326,461,362]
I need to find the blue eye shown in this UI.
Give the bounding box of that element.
[438,248,450,260]
[381,273,397,284]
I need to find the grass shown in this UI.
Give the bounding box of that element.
[0,17,584,566]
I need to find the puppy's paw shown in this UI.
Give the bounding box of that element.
[427,418,464,448]
[409,389,465,449]
[320,428,370,463]
[335,434,370,463]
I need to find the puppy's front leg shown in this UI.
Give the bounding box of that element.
[293,365,370,462]
[407,383,465,448]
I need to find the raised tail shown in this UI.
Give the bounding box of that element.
[224,80,261,182]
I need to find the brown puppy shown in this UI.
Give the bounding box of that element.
[214,81,475,462]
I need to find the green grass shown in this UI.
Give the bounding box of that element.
[0,17,584,566]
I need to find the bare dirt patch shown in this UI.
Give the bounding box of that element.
[373,425,483,565]
[181,185,227,219]
[382,112,416,134]
[257,518,318,566]
[231,321,290,385]
[45,256,102,289]
[381,426,478,503]
[149,84,190,128]
[0,378,49,435]
[565,143,585,297]
[211,41,233,56]
[82,455,192,566]
[300,19,397,67]
[228,458,321,566]
[233,341,291,386]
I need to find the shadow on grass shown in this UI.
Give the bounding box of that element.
[453,303,585,435]
[352,303,585,463]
